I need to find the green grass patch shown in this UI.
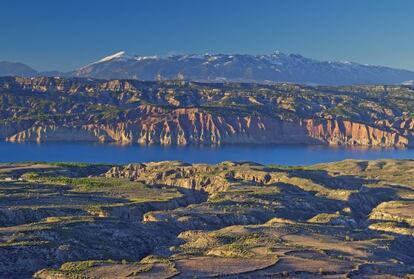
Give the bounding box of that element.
[23,173,183,203]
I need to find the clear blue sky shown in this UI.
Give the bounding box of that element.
[1,0,413,71]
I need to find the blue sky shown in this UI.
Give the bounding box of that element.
[1,0,413,71]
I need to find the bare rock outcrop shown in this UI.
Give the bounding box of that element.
[1,77,413,147]
[4,106,411,147]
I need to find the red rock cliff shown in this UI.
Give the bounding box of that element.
[4,106,411,147]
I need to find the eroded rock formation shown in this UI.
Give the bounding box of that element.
[1,77,413,147]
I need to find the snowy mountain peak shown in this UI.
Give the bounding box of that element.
[72,52,414,85]
[97,51,126,63]
[79,51,127,70]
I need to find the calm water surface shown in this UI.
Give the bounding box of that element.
[1,142,414,165]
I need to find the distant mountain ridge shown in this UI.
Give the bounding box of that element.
[2,51,414,85]
[0,61,38,77]
[0,61,63,78]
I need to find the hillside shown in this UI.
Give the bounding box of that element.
[0,61,38,77]
[0,159,413,277]
[0,77,413,147]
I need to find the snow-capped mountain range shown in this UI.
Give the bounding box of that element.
[2,51,414,85]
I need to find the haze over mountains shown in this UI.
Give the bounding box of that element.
[0,61,38,77]
[1,51,414,85]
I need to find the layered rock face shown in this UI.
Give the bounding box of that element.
[4,107,410,147]
[305,119,410,147]
[5,110,311,145]
[0,77,413,147]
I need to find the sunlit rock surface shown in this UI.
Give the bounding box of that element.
[0,159,413,277]
[1,77,413,147]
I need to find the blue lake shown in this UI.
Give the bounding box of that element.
[1,142,414,165]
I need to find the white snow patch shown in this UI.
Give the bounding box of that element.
[79,51,127,70]
[135,56,159,61]
[97,51,126,63]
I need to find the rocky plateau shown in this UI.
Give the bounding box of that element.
[0,159,413,278]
